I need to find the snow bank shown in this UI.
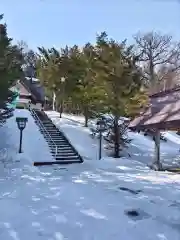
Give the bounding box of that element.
[46,111,106,160]
[0,110,180,239]
[46,111,180,167]
[0,109,53,164]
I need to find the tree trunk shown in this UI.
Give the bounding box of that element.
[113,116,120,158]
[83,106,89,127]
[153,130,161,170]
[149,53,156,93]
[59,100,63,118]
[52,91,56,111]
[85,115,88,127]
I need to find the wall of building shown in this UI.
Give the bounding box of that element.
[16,100,43,110]
[30,102,43,110]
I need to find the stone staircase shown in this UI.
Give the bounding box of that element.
[30,108,83,165]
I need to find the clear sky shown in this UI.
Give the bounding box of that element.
[0,0,180,50]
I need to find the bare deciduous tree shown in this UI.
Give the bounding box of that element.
[134,31,180,93]
[156,65,180,91]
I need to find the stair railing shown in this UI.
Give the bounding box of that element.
[30,108,58,158]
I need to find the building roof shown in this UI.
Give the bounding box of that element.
[129,87,180,130]
[20,77,45,104]
[11,81,31,97]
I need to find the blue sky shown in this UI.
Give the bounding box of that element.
[0,0,180,50]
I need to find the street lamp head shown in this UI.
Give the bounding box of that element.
[61,77,65,83]
[16,117,28,130]
[96,118,106,131]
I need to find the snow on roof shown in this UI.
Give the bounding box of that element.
[25,77,40,82]
[22,78,45,103]
[17,98,31,103]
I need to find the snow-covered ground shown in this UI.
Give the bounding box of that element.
[46,111,180,168]
[0,110,180,239]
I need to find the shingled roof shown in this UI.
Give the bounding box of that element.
[129,87,180,130]
[20,77,45,104]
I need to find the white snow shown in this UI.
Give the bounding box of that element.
[0,110,180,239]
[25,77,40,83]
[0,109,54,167]
[46,111,180,167]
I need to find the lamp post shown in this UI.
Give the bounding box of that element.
[52,84,56,111]
[96,118,106,160]
[16,117,28,153]
[60,77,65,118]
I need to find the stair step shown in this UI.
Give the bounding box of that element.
[49,143,68,146]
[51,150,75,155]
[55,144,71,147]
[39,130,51,133]
[51,152,75,156]
[46,138,66,142]
[50,147,72,151]
[46,136,65,139]
[47,134,61,136]
[42,121,54,123]
[44,126,56,128]
[55,155,80,160]
[44,122,56,124]
[48,135,64,138]
[47,137,66,140]
[48,134,63,137]
[31,109,83,164]
[47,141,66,144]
[55,153,76,156]
[46,130,61,133]
[48,136,63,139]
[41,132,61,135]
[48,143,70,146]
[53,142,67,145]
[44,124,57,126]
[40,130,58,133]
[47,134,62,136]
[47,130,61,132]
[53,142,68,145]
[46,137,65,141]
[44,128,58,130]
[55,155,78,158]
[34,159,82,166]
[53,155,79,159]
[45,129,58,131]
[49,145,71,149]
[49,139,65,142]
[39,120,50,122]
[42,134,58,139]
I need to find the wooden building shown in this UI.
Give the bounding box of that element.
[129,87,180,131]
[129,87,180,170]
[10,77,45,109]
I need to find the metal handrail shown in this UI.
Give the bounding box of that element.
[30,108,58,158]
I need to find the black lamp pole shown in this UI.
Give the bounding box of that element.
[16,117,28,154]
[97,118,105,160]
[19,129,23,153]
[99,129,102,160]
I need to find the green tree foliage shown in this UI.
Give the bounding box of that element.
[0,14,23,114]
[36,32,147,157]
[68,43,103,126]
[95,32,146,157]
